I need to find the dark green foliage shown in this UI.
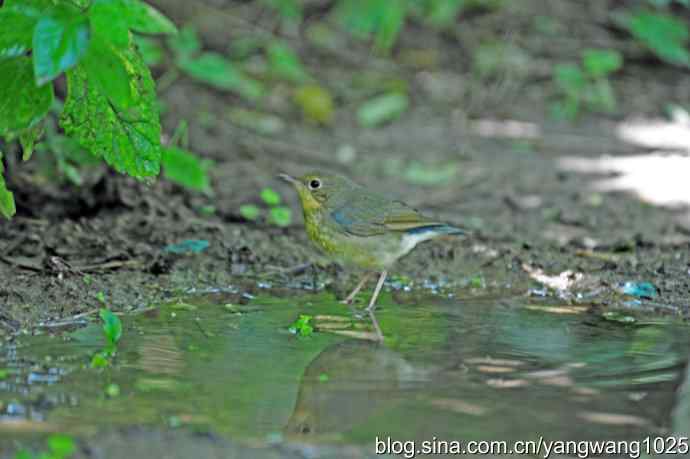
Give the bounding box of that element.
[625,10,689,67]
[0,153,15,219]
[0,0,191,220]
[0,57,53,134]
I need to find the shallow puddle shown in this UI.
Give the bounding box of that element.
[1,291,689,456]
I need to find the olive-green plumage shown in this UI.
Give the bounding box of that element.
[279,170,465,340]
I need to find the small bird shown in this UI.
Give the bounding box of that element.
[279,171,465,340]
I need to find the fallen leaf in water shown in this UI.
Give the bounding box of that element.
[522,264,583,291]
[577,411,649,426]
[465,357,525,367]
[525,305,588,315]
[429,398,487,416]
[324,330,380,341]
[486,378,530,389]
[476,365,516,374]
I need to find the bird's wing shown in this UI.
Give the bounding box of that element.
[330,195,438,237]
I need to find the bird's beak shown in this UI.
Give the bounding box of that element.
[277,173,299,186]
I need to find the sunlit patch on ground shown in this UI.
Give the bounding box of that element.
[560,113,690,207]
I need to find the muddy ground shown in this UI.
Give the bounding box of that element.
[1,0,690,339]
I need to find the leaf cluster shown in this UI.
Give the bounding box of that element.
[0,0,202,219]
[551,49,623,120]
[240,187,292,227]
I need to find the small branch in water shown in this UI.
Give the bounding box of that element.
[195,318,211,338]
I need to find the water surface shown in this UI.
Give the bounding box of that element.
[1,291,688,457]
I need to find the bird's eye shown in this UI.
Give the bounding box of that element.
[309,179,321,190]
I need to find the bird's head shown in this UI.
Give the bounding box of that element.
[278,171,351,212]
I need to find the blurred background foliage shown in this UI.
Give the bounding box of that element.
[0,0,689,222]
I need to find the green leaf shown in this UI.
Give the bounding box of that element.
[425,0,465,27]
[260,187,281,205]
[90,351,110,368]
[162,146,211,191]
[123,0,177,35]
[168,25,200,58]
[60,46,162,179]
[288,314,314,337]
[585,78,616,113]
[239,204,260,221]
[32,6,90,85]
[553,63,586,95]
[134,35,163,66]
[177,53,263,101]
[336,0,407,51]
[0,154,16,220]
[20,123,44,161]
[0,6,39,59]
[0,57,53,134]
[89,0,130,48]
[403,161,458,186]
[269,206,292,227]
[266,41,309,83]
[293,84,334,124]
[262,0,302,24]
[82,35,135,108]
[357,92,409,127]
[627,11,690,67]
[374,0,406,51]
[47,434,76,458]
[582,49,623,78]
[227,108,285,135]
[100,308,122,345]
[105,382,121,397]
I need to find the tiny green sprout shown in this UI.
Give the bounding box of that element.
[90,352,109,369]
[105,383,120,397]
[260,187,282,206]
[289,314,314,337]
[269,206,292,227]
[469,275,485,289]
[241,188,292,227]
[83,274,93,286]
[100,308,122,347]
[95,291,106,304]
[168,415,182,428]
[16,434,77,459]
[240,204,261,221]
[47,434,76,459]
[199,205,216,216]
[318,373,329,382]
[0,369,8,380]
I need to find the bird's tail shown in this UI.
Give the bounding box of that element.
[405,224,467,237]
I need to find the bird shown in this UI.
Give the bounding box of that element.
[279,171,466,341]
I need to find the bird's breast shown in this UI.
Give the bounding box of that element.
[303,210,408,270]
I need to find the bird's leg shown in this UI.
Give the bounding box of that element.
[365,271,387,342]
[340,272,373,305]
[365,271,388,312]
[368,309,384,343]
